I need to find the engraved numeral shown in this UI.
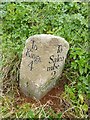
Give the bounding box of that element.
[28,61,33,71]
[51,71,56,76]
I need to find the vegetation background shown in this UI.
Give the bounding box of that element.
[0,1,89,119]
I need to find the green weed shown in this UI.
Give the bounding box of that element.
[1,2,89,119]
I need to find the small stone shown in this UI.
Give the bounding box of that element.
[20,34,69,100]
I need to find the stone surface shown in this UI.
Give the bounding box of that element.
[20,34,69,100]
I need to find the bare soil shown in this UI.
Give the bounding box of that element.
[15,75,70,113]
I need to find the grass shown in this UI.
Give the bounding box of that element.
[1,2,89,119]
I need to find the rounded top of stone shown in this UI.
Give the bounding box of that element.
[20,34,69,100]
[26,34,69,49]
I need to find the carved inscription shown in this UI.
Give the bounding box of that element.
[25,40,41,71]
[57,45,63,53]
[47,44,64,76]
[25,41,64,76]
[20,34,69,100]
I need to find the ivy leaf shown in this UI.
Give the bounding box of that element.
[79,94,84,104]
[82,104,88,112]
[79,66,83,75]
[27,110,34,118]
[57,112,62,118]
[71,62,77,69]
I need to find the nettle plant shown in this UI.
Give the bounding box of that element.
[70,47,88,72]
[1,2,89,118]
[64,46,89,118]
[65,46,89,104]
[70,47,89,94]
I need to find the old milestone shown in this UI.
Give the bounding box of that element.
[20,34,69,100]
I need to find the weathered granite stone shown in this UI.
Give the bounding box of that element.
[20,34,69,100]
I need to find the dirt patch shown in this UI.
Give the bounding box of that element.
[15,75,70,113]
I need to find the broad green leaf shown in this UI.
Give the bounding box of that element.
[79,94,84,104]
[82,104,88,112]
